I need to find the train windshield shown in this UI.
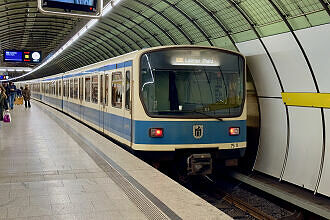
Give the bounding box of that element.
[140,48,245,118]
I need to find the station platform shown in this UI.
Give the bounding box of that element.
[0,101,229,219]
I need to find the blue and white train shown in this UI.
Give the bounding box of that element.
[28,45,247,175]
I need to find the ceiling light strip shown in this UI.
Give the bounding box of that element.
[1,0,122,82]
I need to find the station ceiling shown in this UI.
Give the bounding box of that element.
[5,0,330,80]
[0,0,86,69]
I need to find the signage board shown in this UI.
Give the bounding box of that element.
[3,50,42,63]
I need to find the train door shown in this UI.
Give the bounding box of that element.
[79,77,83,121]
[99,72,106,132]
[124,67,132,146]
[103,72,110,136]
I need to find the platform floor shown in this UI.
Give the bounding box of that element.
[0,101,229,219]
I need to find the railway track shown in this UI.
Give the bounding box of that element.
[176,174,294,220]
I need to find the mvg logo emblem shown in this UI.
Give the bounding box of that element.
[193,125,203,139]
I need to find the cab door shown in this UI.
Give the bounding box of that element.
[123,67,132,146]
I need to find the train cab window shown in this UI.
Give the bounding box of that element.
[105,74,109,106]
[125,70,130,110]
[85,77,91,102]
[70,79,74,98]
[111,72,122,108]
[91,75,98,104]
[79,78,83,101]
[74,78,78,99]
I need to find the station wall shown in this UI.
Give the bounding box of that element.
[237,23,330,196]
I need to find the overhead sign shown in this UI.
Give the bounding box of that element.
[3,50,42,63]
[0,75,9,80]
[38,0,103,18]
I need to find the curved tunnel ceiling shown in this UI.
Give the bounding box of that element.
[0,0,89,69]
[19,0,330,80]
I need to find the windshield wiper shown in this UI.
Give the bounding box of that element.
[183,110,223,121]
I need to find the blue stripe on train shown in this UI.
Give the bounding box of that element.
[41,95,246,145]
[133,120,246,145]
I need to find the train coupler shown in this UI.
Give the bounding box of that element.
[187,153,212,175]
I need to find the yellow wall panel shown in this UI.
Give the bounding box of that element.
[282,93,330,108]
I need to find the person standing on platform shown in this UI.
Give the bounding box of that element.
[16,87,23,97]
[7,82,16,110]
[22,85,31,108]
[2,83,9,111]
[0,85,7,124]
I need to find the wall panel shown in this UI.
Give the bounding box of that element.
[282,107,323,191]
[253,98,287,178]
[263,33,316,93]
[237,40,282,97]
[317,108,330,196]
[295,23,330,93]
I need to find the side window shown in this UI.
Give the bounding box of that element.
[105,74,109,106]
[79,78,83,101]
[100,75,103,105]
[63,81,66,97]
[125,70,130,110]
[70,79,73,98]
[91,75,98,104]
[74,78,78,99]
[112,72,122,108]
[59,81,62,96]
[85,77,91,102]
[56,81,58,96]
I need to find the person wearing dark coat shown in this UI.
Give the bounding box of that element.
[22,85,31,108]
[0,85,7,122]
[7,82,16,109]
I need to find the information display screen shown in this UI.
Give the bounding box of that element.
[3,50,42,63]
[43,0,96,12]
[4,51,23,62]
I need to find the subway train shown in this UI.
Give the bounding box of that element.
[26,45,247,175]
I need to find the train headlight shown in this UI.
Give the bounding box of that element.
[229,127,240,136]
[149,128,164,138]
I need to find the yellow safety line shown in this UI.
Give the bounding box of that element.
[281,93,330,108]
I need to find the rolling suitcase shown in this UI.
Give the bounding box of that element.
[14,97,23,105]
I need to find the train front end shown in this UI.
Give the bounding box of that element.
[132,46,246,175]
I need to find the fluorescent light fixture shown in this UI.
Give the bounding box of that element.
[0,69,6,71]
[0,0,122,82]
[7,69,16,71]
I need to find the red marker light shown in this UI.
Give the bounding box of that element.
[90,7,93,11]
[229,127,240,136]
[149,128,164,138]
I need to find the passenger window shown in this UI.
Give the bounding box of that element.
[59,81,62,96]
[79,78,83,101]
[112,72,122,108]
[70,79,74,98]
[66,80,69,98]
[91,75,98,104]
[100,75,103,105]
[56,81,58,96]
[105,74,109,106]
[63,81,66,97]
[74,78,78,99]
[125,70,130,110]
[85,77,91,102]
